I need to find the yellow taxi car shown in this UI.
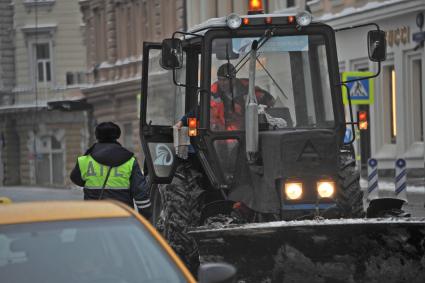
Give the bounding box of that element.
[0,200,235,283]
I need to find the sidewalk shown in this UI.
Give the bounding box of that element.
[360,177,425,194]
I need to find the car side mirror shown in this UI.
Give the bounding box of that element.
[367,30,386,62]
[198,263,237,283]
[160,38,183,70]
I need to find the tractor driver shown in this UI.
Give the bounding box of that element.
[210,63,275,131]
[176,63,275,131]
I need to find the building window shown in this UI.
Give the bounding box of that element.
[115,4,124,59]
[22,26,56,86]
[35,134,64,185]
[94,8,107,63]
[330,0,344,7]
[35,43,51,83]
[23,0,55,6]
[382,64,397,144]
[134,1,142,55]
[287,0,295,7]
[391,67,397,143]
[412,59,423,142]
[161,0,177,38]
[66,72,74,85]
[126,6,135,57]
[142,1,150,41]
[66,72,85,86]
[23,0,56,10]
[389,66,397,144]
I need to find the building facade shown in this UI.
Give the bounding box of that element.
[310,0,425,178]
[0,0,88,186]
[79,0,185,163]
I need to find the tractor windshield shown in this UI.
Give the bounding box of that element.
[210,34,334,131]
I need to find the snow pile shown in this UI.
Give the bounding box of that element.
[194,217,425,233]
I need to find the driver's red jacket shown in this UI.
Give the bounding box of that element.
[210,78,275,130]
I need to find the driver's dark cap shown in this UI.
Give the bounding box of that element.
[217,63,236,79]
[95,122,121,142]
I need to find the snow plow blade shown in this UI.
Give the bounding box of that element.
[190,218,425,283]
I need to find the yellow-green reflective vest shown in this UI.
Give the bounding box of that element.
[77,155,135,190]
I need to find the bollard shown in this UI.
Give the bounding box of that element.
[367,158,379,201]
[394,158,408,203]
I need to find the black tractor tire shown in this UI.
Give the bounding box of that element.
[157,162,204,274]
[337,150,365,218]
[150,184,165,232]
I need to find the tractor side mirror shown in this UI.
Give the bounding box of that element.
[198,263,237,283]
[367,30,386,62]
[160,38,183,70]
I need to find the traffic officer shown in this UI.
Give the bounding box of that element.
[70,122,151,218]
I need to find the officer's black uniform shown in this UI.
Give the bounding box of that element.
[70,122,151,218]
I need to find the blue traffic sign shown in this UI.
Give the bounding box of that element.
[342,72,375,105]
[413,31,425,42]
[344,128,352,144]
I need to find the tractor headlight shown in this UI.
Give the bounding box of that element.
[226,13,242,29]
[296,11,312,26]
[317,181,335,198]
[284,182,303,200]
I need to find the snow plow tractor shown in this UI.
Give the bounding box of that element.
[140,7,425,283]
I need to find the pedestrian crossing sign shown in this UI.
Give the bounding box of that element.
[341,72,374,105]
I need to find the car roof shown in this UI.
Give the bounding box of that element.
[0,200,197,282]
[0,200,132,225]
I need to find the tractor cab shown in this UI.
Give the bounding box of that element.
[141,11,386,218]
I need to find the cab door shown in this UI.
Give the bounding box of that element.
[140,42,186,184]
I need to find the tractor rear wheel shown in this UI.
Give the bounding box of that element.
[337,150,365,218]
[158,162,204,274]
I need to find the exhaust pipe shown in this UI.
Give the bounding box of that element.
[245,40,259,164]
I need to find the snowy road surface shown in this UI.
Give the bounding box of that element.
[1,184,424,216]
[360,179,425,217]
[0,186,83,202]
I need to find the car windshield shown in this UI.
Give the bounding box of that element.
[210,34,334,131]
[0,218,188,283]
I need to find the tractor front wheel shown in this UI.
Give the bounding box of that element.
[337,150,365,218]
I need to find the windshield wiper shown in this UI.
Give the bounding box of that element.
[234,28,275,75]
[255,57,288,100]
[224,43,236,111]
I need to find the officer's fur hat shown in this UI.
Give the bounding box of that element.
[95,122,121,142]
